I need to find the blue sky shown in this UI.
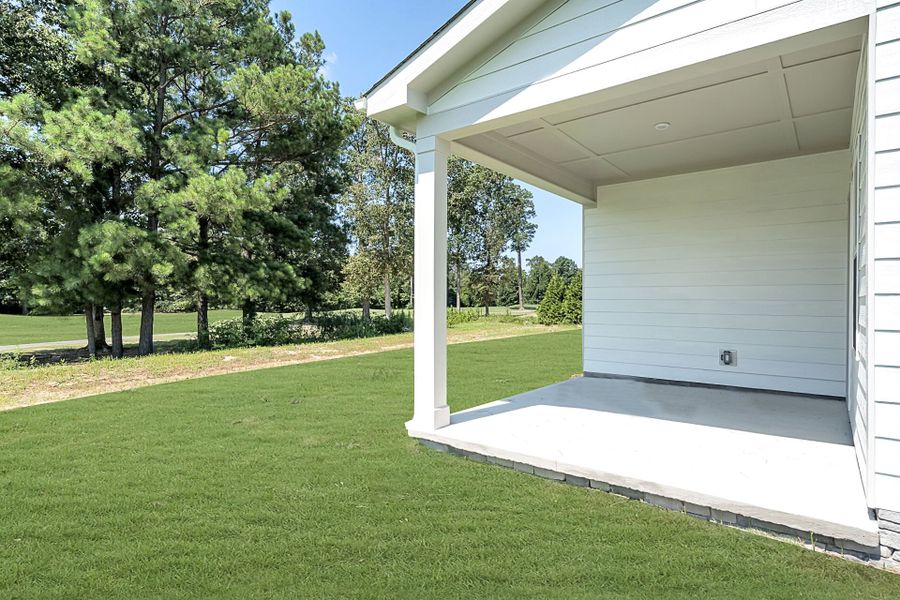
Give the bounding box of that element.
[271,0,583,265]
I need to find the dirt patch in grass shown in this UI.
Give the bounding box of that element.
[0,321,576,411]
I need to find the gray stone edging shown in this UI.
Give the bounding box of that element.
[417,438,897,572]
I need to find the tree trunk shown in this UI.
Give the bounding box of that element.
[93,305,108,350]
[138,288,155,355]
[304,305,313,322]
[383,272,392,319]
[140,31,167,357]
[516,248,525,311]
[361,298,371,320]
[409,274,414,310]
[197,292,210,350]
[484,256,492,317]
[242,299,257,336]
[110,304,124,359]
[455,264,462,310]
[84,305,97,358]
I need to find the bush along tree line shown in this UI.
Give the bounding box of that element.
[0,0,579,356]
[536,270,582,325]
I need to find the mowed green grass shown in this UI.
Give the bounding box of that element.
[1,330,898,599]
[0,310,242,346]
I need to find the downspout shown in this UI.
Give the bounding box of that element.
[389,126,416,153]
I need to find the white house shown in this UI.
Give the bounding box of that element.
[358,0,900,567]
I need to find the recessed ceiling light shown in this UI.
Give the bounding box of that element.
[655,122,671,131]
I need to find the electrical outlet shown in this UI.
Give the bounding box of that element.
[719,349,737,367]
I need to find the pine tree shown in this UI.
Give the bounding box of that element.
[561,270,583,325]
[537,274,567,325]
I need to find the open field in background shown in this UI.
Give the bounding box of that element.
[0,306,537,349]
[1,330,898,599]
[0,320,575,411]
[0,310,244,346]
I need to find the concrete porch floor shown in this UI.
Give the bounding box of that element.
[409,376,879,548]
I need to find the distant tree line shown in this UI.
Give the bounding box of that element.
[0,0,577,357]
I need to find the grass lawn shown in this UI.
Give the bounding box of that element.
[1,330,898,598]
[0,310,244,346]
[0,320,575,410]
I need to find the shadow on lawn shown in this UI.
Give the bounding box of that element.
[2,339,200,367]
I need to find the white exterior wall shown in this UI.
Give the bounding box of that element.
[872,0,900,512]
[583,152,849,397]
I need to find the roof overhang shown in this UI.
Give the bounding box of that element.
[356,0,545,132]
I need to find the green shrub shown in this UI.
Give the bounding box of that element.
[447,308,481,327]
[209,312,412,349]
[537,275,566,324]
[537,273,581,325]
[561,271,582,325]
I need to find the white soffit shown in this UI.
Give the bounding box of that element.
[461,29,864,190]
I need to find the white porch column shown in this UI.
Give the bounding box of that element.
[410,135,450,432]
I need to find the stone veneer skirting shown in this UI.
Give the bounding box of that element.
[418,439,900,572]
[878,510,900,571]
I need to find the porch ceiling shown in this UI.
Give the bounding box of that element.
[455,28,863,193]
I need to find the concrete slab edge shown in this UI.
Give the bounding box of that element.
[415,437,895,573]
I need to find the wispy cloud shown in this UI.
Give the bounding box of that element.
[320,51,338,79]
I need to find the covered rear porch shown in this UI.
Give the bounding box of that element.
[409,376,878,551]
[393,10,882,560]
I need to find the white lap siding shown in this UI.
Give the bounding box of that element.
[872,0,900,512]
[583,151,849,397]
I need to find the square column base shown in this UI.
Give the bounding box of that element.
[406,405,450,435]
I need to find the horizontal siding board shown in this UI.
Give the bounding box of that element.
[585,203,848,238]
[584,360,845,396]
[875,150,900,187]
[584,298,845,317]
[875,367,900,403]
[585,221,847,251]
[875,295,900,329]
[875,39,900,81]
[876,113,900,152]
[874,186,900,222]
[875,438,900,473]
[875,331,900,367]
[583,152,847,395]
[584,335,845,364]
[874,222,900,257]
[877,4,900,44]
[875,259,900,293]
[876,402,900,439]
[875,76,900,115]
[584,284,847,302]
[874,474,900,511]
[584,253,846,275]
[590,185,849,223]
[584,237,847,263]
[583,348,843,380]
[584,311,844,332]
[584,269,847,287]
[583,323,845,349]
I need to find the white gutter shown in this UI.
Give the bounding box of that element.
[389,126,416,154]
